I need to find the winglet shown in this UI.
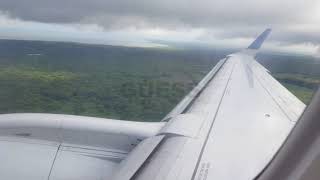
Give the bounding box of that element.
[248,29,272,50]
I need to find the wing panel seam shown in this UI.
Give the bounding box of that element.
[191,61,237,180]
[162,58,228,121]
[47,144,61,180]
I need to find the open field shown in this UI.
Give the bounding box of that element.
[273,73,319,103]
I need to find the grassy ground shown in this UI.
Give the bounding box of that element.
[281,83,315,104]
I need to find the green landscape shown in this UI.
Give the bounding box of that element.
[0,40,318,121]
[257,53,320,104]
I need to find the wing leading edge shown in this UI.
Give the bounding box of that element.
[112,29,306,180]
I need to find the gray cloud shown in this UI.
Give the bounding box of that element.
[0,0,319,53]
[0,0,316,27]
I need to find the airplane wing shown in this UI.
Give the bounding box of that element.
[112,29,306,180]
[0,29,306,180]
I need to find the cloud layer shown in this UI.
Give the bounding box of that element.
[0,0,319,54]
[0,0,316,27]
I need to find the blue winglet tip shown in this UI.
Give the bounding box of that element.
[248,28,272,50]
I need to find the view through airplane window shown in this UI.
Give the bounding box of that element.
[0,0,319,179]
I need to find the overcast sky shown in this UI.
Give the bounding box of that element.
[0,0,319,55]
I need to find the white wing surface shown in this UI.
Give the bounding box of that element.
[112,29,306,180]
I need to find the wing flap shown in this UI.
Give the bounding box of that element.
[251,60,305,121]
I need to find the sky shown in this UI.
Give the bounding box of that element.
[0,0,319,55]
